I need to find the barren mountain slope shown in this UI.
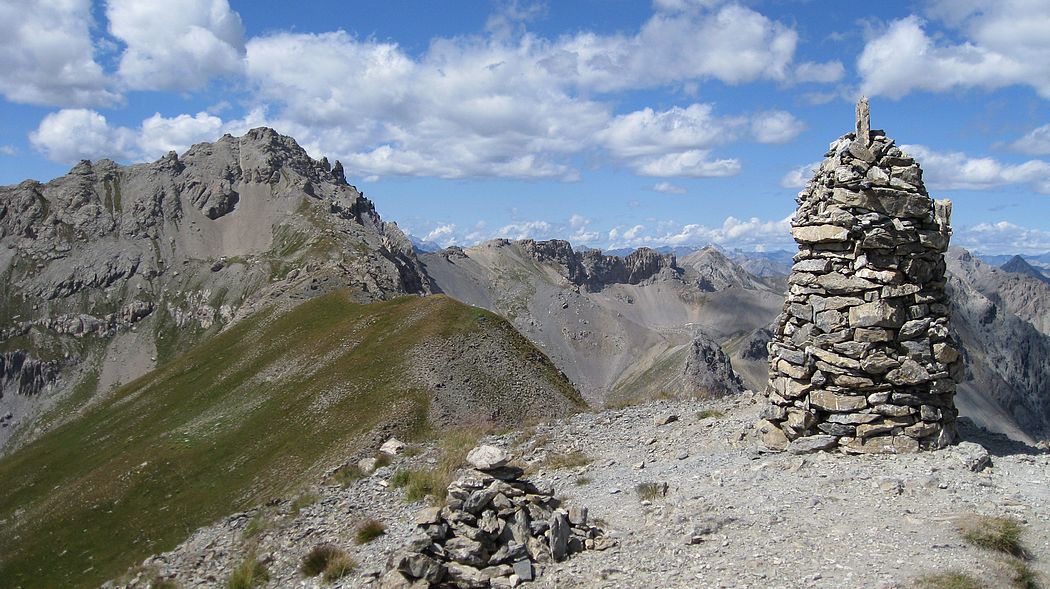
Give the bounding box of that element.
[950,249,1050,335]
[421,241,782,405]
[426,242,1049,442]
[945,251,1050,442]
[0,128,428,452]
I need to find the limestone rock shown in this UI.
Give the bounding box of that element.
[466,445,511,471]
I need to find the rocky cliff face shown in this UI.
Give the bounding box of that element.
[518,239,680,290]
[0,128,430,451]
[945,250,1050,440]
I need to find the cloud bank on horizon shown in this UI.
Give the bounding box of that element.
[1,0,1049,255]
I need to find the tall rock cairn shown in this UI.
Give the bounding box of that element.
[760,98,962,454]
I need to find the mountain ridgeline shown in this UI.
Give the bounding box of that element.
[0,128,1048,588]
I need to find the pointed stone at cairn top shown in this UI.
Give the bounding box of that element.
[856,96,870,146]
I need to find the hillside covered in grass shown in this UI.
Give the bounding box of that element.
[0,291,583,589]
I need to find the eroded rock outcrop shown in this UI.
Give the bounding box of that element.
[762,98,962,454]
[683,331,744,397]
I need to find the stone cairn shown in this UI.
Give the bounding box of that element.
[381,445,613,588]
[759,97,963,454]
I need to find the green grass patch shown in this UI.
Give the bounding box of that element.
[354,519,386,544]
[228,554,268,589]
[696,409,725,420]
[0,292,579,588]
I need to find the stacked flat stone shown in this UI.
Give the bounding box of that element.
[381,446,612,588]
[759,98,963,454]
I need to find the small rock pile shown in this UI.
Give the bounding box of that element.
[381,445,612,588]
[761,98,963,454]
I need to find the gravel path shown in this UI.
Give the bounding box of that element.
[113,395,1050,589]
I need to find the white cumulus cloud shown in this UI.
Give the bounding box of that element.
[241,2,804,181]
[29,109,135,163]
[0,0,117,106]
[904,144,1050,194]
[750,110,806,144]
[858,3,1050,99]
[954,221,1050,255]
[633,150,741,178]
[780,161,822,188]
[29,108,255,164]
[1010,124,1050,156]
[107,0,246,91]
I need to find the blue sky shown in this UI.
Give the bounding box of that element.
[2,0,1050,254]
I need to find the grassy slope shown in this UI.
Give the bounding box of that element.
[0,292,579,589]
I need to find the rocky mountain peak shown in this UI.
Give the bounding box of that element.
[1001,255,1050,284]
[0,127,431,451]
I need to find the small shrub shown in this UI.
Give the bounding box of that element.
[916,571,983,589]
[331,465,363,488]
[290,492,320,516]
[635,482,668,501]
[228,554,268,589]
[574,476,592,486]
[301,544,346,578]
[322,553,357,582]
[696,409,725,420]
[355,519,387,544]
[959,515,1030,559]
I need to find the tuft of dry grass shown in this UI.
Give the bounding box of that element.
[915,571,983,589]
[301,544,347,578]
[242,511,273,541]
[354,519,387,544]
[290,492,320,516]
[635,482,668,501]
[227,553,268,589]
[958,515,1031,559]
[330,465,364,488]
[322,553,356,582]
[531,450,591,473]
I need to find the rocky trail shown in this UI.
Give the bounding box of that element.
[113,395,1050,589]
